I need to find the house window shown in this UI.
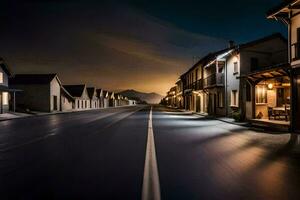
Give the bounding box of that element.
[218,92,223,107]
[85,100,87,108]
[256,85,267,104]
[251,57,258,71]
[233,62,238,74]
[77,100,80,108]
[81,100,83,108]
[231,90,238,107]
[2,92,8,105]
[0,72,3,84]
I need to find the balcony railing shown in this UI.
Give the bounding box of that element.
[292,42,300,61]
[183,79,203,91]
[203,73,224,88]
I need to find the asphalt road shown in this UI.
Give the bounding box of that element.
[1,105,300,199]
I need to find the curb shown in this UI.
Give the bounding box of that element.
[170,107,250,127]
[0,105,138,122]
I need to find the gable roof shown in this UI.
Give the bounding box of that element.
[181,33,286,77]
[9,74,58,85]
[0,59,12,76]
[267,0,298,17]
[96,88,103,97]
[63,84,86,97]
[86,87,97,99]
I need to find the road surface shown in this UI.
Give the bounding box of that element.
[1,105,300,199]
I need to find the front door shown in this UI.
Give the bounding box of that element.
[53,96,58,111]
[196,95,201,113]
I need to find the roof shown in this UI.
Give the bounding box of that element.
[86,87,96,99]
[238,33,287,49]
[267,0,298,17]
[61,86,75,101]
[0,59,12,76]
[9,74,57,85]
[96,88,103,97]
[181,33,286,77]
[244,63,291,83]
[63,85,86,97]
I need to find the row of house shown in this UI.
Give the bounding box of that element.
[0,71,136,114]
[163,0,300,133]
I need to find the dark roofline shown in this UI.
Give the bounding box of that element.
[63,84,86,97]
[0,58,12,76]
[180,33,286,79]
[266,0,297,17]
[181,47,233,78]
[10,74,59,85]
[86,87,97,99]
[238,33,287,49]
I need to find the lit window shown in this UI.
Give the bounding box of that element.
[0,72,3,84]
[2,92,8,105]
[233,62,238,74]
[256,85,267,104]
[231,90,238,106]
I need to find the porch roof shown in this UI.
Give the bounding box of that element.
[0,85,22,92]
[244,63,291,83]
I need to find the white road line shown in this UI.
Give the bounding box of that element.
[142,106,161,200]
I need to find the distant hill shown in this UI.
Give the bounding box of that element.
[119,89,163,104]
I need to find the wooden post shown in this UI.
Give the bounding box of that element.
[13,92,16,112]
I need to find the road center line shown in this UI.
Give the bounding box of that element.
[142,106,161,200]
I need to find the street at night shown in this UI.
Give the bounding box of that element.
[1,105,300,199]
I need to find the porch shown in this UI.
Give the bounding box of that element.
[246,64,291,130]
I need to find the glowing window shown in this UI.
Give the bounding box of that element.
[0,72,3,84]
[256,85,267,104]
[2,92,8,105]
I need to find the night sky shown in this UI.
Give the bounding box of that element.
[1,0,286,95]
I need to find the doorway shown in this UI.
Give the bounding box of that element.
[196,95,201,113]
[53,96,58,111]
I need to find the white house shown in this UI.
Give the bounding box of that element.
[0,60,12,114]
[87,87,99,109]
[103,90,110,108]
[63,85,90,110]
[10,74,63,112]
[61,86,75,111]
[267,0,300,132]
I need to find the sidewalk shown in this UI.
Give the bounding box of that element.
[0,112,33,121]
[0,105,137,122]
[174,108,250,127]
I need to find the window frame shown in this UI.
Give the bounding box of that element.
[0,72,3,84]
[2,92,8,105]
[233,62,239,75]
[255,85,267,104]
[231,90,239,107]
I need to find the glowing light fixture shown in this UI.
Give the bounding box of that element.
[267,83,273,90]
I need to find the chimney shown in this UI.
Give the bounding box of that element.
[228,40,235,48]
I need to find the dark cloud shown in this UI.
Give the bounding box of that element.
[0,0,284,95]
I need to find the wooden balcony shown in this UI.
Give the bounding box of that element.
[203,73,224,88]
[183,79,203,91]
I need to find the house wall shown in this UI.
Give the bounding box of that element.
[0,67,9,87]
[226,54,241,116]
[104,98,109,108]
[0,67,9,113]
[13,84,50,112]
[61,94,74,111]
[291,12,300,66]
[50,78,60,112]
[238,37,287,120]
